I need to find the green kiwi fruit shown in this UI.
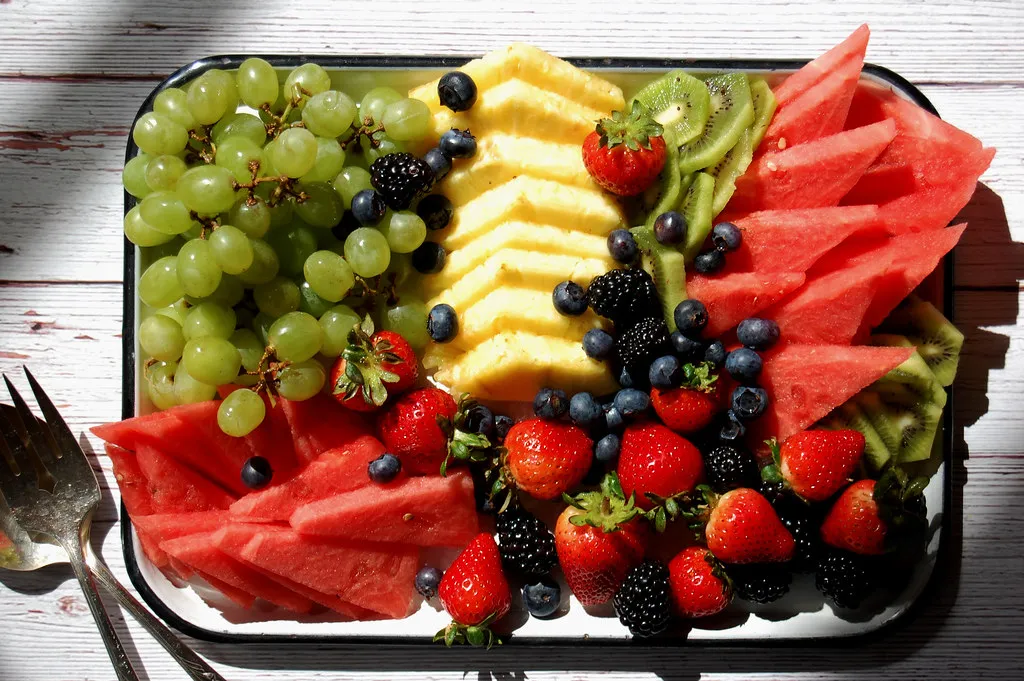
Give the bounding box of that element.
[643,129,682,226]
[748,77,778,148]
[681,172,716,261]
[869,334,948,407]
[631,225,687,331]
[678,73,755,175]
[882,295,963,387]
[819,401,892,474]
[708,129,754,216]
[631,70,712,146]
[857,385,943,464]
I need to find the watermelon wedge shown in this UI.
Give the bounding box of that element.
[726,120,897,214]
[105,443,154,517]
[135,444,235,513]
[229,436,387,522]
[217,385,299,471]
[773,24,871,108]
[290,471,479,547]
[131,510,230,572]
[686,272,806,337]
[195,571,257,609]
[279,394,373,464]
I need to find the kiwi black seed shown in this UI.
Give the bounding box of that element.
[881,296,963,387]
[678,73,756,175]
[631,70,712,146]
[681,172,716,261]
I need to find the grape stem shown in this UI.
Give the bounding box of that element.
[187,127,216,164]
[261,84,313,139]
[230,160,309,208]
[350,273,399,308]
[244,345,289,406]
[340,117,386,152]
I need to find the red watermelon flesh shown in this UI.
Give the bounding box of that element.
[160,532,314,613]
[727,119,897,214]
[135,444,235,513]
[686,272,806,337]
[289,471,479,547]
[195,570,257,609]
[131,510,230,572]
[749,343,915,443]
[229,435,387,522]
[135,530,169,569]
[105,443,154,517]
[219,385,300,475]
[280,393,373,464]
[773,24,871,108]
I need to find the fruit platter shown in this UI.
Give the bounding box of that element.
[95,24,991,644]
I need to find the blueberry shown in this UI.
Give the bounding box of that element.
[368,452,402,483]
[438,128,477,159]
[416,194,454,231]
[494,414,514,443]
[719,410,747,442]
[331,210,360,241]
[711,222,742,252]
[725,347,762,385]
[464,404,496,438]
[534,387,569,420]
[653,211,687,245]
[583,328,615,360]
[569,392,603,429]
[649,355,682,390]
[671,331,705,360]
[613,388,650,418]
[737,317,781,350]
[522,577,561,618]
[350,188,387,226]
[415,566,443,599]
[411,241,446,274]
[694,249,725,274]
[422,147,451,181]
[603,404,624,432]
[595,433,621,462]
[438,72,478,113]
[731,386,769,420]
[704,340,727,368]
[552,280,588,316]
[241,456,273,489]
[607,229,638,263]
[618,366,636,388]
[427,303,458,342]
[674,299,709,337]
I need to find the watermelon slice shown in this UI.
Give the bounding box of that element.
[279,394,373,464]
[773,25,871,108]
[290,471,479,547]
[105,443,154,517]
[726,120,897,214]
[686,272,806,337]
[229,435,387,522]
[135,444,235,513]
[195,571,256,609]
[217,385,299,471]
[132,511,232,547]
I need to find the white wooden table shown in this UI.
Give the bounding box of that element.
[1,1,1022,679]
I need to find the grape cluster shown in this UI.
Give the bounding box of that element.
[126,59,446,436]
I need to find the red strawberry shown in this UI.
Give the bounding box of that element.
[762,429,865,502]
[820,468,928,556]
[650,361,722,434]
[554,475,650,606]
[617,421,704,510]
[436,533,511,647]
[698,487,794,564]
[582,100,666,196]
[329,317,418,412]
[376,388,457,475]
[667,546,733,618]
[504,418,592,501]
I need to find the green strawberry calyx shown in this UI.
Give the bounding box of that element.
[433,612,502,649]
[874,466,929,549]
[439,394,496,478]
[760,437,784,485]
[595,100,664,151]
[331,315,403,407]
[562,472,640,533]
[679,361,719,393]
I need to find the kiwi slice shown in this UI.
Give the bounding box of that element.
[857,385,943,464]
[631,225,687,331]
[643,129,683,226]
[631,70,712,146]
[882,296,963,387]
[748,77,778,148]
[678,73,755,175]
[869,334,948,408]
[681,172,716,261]
[708,129,754,216]
[820,401,892,474]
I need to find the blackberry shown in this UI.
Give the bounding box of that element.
[369,152,435,210]
[613,560,672,638]
[815,549,877,609]
[703,444,760,492]
[586,268,661,328]
[615,317,671,375]
[495,508,558,576]
[758,478,787,507]
[775,497,822,573]
[726,563,792,604]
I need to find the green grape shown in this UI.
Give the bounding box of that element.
[199,273,245,308]
[155,298,190,325]
[208,225,254,274]
[231,328,265,372]
[283,63,332,105]
[205,69,240,107]
[122,153,153,198]
[363,132,406,164]
[276,359,326,401]
[177,165,238,215]
[294,182,344,228]
[254,276,300,318]
[359,86,403,124]
[140,190,193,235]
[139,314,186,362]
[183,300,236,340]
[174,356,218,404]
[251,311,275,345]
[187,70,236,125]
[229,197,271,238]
[212,113,267,147]
[215,136,264,184]
[146,360,179,410]
[380,295,430,352]
[301,90,357,137]
[217,388,266,436]
[383,252,413,289]
[177,238,223,298]
[300,137,346,184]
[124,206,175,247]
[331,166,372,208]
[267,195,294,228]
[260,139,280,176]
[303,249,354,302]
[381,98,432,142]
[237,57,279,109]
[183,336,241,386]
[133,112,188,156]
[139,256,185,308]
[379,210,426,253]
[343,227,390,277]
[319,304,361,357]
[297,279,334,318]
[145,154,187,191]
[182,222,203,241]
[265,223,318,276]
[237,238,279,285]
[268,311,323,362]
[154,88,198,130]
[272,128,318,178]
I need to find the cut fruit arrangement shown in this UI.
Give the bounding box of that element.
[100,24,991,642]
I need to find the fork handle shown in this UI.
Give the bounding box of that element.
[88,556,228,681]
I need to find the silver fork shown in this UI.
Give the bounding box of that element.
[0,368,227,681]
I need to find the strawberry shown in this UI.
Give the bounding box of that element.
[667,546,733,618]
[329,316,418,412]
[761,429,865,502]
[691,487,795,564]
[617,421,704,512]
[376,388,458,475]
[436,533,511,647]
[820,467,928,556]
[650,361,722,434]
[582,100,666,196]
[503,418,592,501]
[555,474,650,606]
